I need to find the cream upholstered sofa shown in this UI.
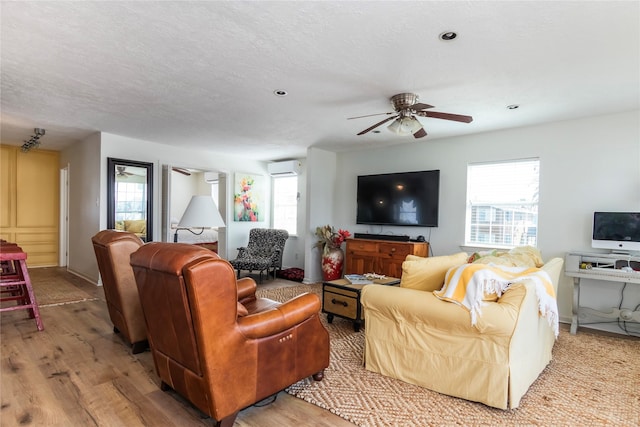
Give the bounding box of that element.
[361,247,564,409]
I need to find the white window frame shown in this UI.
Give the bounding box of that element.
[465,158,540,249]
[272,175,298,236]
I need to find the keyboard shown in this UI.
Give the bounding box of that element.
[568,267,640,284]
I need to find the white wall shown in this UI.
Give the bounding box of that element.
[304,148,337,283]
[170,171,201,223]
[331,110,640,331]
[59,132,101,282]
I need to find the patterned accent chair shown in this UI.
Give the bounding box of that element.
[130,242,329,427]
[229,228,289,283]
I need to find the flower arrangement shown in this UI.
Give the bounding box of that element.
[315,225,351,255]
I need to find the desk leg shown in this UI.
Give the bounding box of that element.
[570,277,580,334]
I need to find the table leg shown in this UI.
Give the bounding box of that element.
[570,276,580,334]
[353,321,361,332]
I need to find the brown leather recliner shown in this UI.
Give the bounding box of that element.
[130,243,330,427]
[91,230,147,354]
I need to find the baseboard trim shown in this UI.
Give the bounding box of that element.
[66,268,100,286]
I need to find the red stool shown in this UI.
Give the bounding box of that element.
[0,241,19,276]
[0,246,44,331]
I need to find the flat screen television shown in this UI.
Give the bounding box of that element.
[356,170,440,227]
[592,212,640,252]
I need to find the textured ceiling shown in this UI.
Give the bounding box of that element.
[1,1,639,160]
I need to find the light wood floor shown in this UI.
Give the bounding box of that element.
[0,268,355,427]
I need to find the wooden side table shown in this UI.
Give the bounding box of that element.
[322,277,400,332]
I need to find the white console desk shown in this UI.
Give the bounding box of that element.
[565,251,640,334]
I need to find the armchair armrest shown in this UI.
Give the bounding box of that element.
[268,248,282,262]
[238,293,321,339]
[237,277,257,302]
[362,285,483,333]
[236,246,248,257]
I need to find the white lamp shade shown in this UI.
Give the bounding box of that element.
[177,196,225,228]
[388,117,422,136]
[387,118,402,134]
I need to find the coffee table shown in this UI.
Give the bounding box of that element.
[322,277,400,332]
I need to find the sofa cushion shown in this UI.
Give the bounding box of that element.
[400,252,468,291]
[124,219,146,234]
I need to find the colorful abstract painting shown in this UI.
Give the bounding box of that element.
[234,173,264,222]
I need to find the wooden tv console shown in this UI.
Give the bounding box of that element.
[344,238,428,277]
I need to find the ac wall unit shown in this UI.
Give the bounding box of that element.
[204,172,219,183]
[267,160,301,176]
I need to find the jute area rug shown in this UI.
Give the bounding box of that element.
[257,284,640,427]
[27,267,99,307]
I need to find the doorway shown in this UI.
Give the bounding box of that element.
[161,166,228,258]
[59,165,69,267]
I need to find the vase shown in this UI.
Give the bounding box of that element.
[321,247,345,281]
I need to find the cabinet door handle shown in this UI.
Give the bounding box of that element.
[331,298,348,307]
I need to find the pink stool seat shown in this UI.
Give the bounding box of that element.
[0,242,19,276]
[0,244,44,331]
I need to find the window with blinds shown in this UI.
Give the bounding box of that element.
[272,175,298,236]
[465,158,540,247]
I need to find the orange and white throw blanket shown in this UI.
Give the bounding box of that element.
[433,263,559,337]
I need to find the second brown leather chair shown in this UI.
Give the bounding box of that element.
[130,243,330,427]
[92,230,147,354]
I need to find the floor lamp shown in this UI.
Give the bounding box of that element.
[173,196,225,242]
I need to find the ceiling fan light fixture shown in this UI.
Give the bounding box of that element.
[352,92,472,137]
[387,118,402,134]
[388,117,421,136]
[402,117,422,133]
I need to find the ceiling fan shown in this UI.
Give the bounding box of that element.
[172,167,191,176]
[349,93,473,138]
[116,166,135,178]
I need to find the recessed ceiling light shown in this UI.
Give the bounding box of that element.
[507,104,520,110]
[273,90,288,97]
[439,31,457,41]
[372,130,381,134]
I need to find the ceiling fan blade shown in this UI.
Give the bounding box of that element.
[409,103,434,111]
[172,167,191,176]
[417,111,473,123]
[413,127,427,138]
[347,112,395,120]
[357,115,398,135]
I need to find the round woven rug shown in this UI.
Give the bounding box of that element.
[258,284,640,427]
